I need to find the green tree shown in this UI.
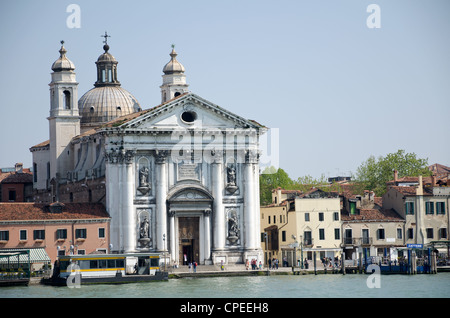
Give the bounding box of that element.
[355,149,431,196]
[259,167,294,205]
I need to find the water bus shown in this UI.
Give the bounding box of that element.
[44,253,168,285]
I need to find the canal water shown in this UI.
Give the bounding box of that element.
[1,273,449,298]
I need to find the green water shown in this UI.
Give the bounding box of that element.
[1,273,449,298]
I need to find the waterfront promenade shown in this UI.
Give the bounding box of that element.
[168,263,327,278]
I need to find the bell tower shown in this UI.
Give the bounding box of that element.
[160,45,189,103]
[48,41,80,181]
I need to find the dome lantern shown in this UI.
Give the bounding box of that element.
[51,40,75,72]
[94,32,120,87]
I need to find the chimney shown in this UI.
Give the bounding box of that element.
[369,191,375,202]
[416,175,423,196]
[394,170,398,182]
[15,163,23,173]
[431,175,436,187]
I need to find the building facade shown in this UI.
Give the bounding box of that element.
[294,189,342,262]
[383,175,449,247]
[0,202,110,265]
[0,163,33,202]
[29,39,266,266]
[261,188,342,267]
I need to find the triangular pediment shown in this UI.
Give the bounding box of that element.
[109,93,266,131]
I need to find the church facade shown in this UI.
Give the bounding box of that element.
[30,39,266,266]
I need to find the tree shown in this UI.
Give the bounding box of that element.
[355,149,431,196]
[259,168,342,205]
[259,167,295,205]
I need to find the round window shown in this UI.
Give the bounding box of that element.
[181,111,197,123]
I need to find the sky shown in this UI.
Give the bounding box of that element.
[0,0,449,180]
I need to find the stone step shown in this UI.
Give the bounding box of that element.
[171,264,248,273]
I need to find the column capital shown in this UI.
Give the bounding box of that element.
[245,149,260,164]
[210,149,224,164]
[104,148,135,165]
[154,149,169,164]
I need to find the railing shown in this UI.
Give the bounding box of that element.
[343,237,373,246]
[303,238,314,247]
[343,237,353,245]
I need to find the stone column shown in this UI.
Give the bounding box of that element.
[104,148,121,253]
[211,151,225,252]
[204,208,212,263]
[155,150,169,252]
[169,209,176,263]
[122,149,136,253]
[243,149,259,250]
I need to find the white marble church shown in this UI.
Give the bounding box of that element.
[30,37,266,266]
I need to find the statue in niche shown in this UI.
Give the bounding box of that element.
[137,166,151,195]
[227,211,240,245]
[139,167,149,187]
[140,216,149,238]
[226,164,238,194]
[139,216,151,248]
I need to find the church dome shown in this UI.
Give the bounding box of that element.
[163,47,185,74]
[78,37,141,126]
[78,86,141,125]
[51,41,75,72]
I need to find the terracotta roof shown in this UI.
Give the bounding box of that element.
[341,208,403,222]
[0,202,109,221]
[297,188,338,198]
[389,186,432,196]
[387,175,446,186]
[30,140,50,149]
[429,163,450,176]
[0,170,33,183]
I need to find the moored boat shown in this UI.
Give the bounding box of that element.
[44,253,168,286]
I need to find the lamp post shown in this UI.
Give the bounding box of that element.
[163,234,166,272]
[265,232,269,275]
[300,235,304,269]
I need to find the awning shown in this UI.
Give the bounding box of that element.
[0,248,51,264]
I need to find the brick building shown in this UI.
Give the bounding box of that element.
[0,202,110,265]
[0,163,33,202]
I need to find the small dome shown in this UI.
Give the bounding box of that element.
[52,41,75,72]
[78,86,141,125]
[163,48,185,74]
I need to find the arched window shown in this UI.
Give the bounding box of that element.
[63,90,71,109]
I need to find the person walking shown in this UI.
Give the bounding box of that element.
[193,261,197,273]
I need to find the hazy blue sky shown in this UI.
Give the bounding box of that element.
[0,0,449,180]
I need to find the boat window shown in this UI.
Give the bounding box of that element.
[98,260,107,269]
[90,260,98,269]
[107,259,116,268]
[60,261,69,271]
[116,259,125,268]
[79,260,90,270]
[150,258,159,267]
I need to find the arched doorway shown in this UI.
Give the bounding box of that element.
[167,185,213,265]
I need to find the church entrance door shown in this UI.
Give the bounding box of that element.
[178,217,199,265]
